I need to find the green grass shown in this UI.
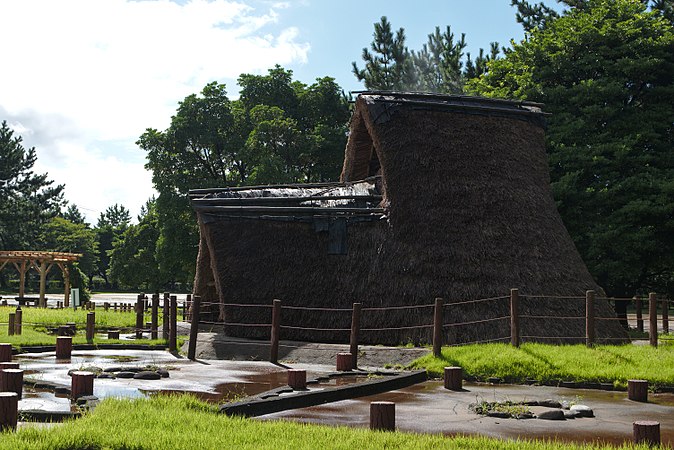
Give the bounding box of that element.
[409,343,674,389]
[0,395,657,449]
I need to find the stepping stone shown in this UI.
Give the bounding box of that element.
[538,399,562,408]
[570,404,594,417]
[564,410,581,419]
[116,371,136,379]
[156,368,169,378]
[537,409,565,420]
[134,371,161,380]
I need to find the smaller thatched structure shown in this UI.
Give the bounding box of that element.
[191,92,627,345]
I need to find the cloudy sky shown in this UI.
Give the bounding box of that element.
[1,0,530,224]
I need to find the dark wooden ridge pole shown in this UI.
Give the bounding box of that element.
[510,288,520,347]
[162,292,169,339]
[169,295,177,353]
[187,295,201,360]
[635,296,643,332]
[649,292,658,347]
[270,299,281,363]
[86,312,95,343]
[432,298,443,357]
[586,290,595,347]
[151,293,159,340]
[135,293,144,339]
[350,303,362,368]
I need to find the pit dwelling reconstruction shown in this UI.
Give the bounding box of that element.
[190,91,627,346]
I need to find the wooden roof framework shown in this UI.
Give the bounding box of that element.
[0,251,82,307]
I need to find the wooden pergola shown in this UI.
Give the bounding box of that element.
[0,251,82,307]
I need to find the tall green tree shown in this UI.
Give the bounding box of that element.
[0,120,64,251]
[94,204,131,288]
[471,0,674,300]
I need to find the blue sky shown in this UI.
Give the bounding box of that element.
[0,0,541,224]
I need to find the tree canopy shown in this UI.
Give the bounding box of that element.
[471,0,674,297]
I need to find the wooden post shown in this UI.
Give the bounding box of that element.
[183,294,190,321]
[350,303,362,368]
[151,293,159,340]
[628,379,649,402]
[0,392,18,431]
[187,295,201,360]
[270,299,281,363]
[433,298,443,357]
[444,366,463,391]
[586,290,595,347]
[18,261,26,299]
[0,363,18,370]
[0,369,23,399]
[0,344,11,362]
[39,260,47,308]
[635,296,643,333]
[370,401,395,431]
[107,330,120,340]
[56,336,72,359]
[71,371,95,399]
[135,294,144,339]
[510,288,520,347]
[86,312,95,343]
[169,295,177,352]
[633,421,660,446]
[7,313,14,336]
[662,299,669,334]
[104,302,109,311]
[162,292,170,340]
[336,352,353,371]
[14,307,21,336]
[649,292,658,347]
[287,369,307,390]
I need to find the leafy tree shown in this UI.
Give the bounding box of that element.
[470,0,674,301]
[94,204,131,288]
[0,120,64,251]
[61,204,87,225]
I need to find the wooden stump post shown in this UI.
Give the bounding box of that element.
[433,298,443,357]
[662,299,669,334]
[287,369,307,390]
[56,336,72,359]
[71,370,95,399]
[0,344,12,362]
[336,352,353,371]
[635,296,643,333]
[0,369,23,399]
[7,313,14,336]
[183,295,189,321]
[586,290,595,347]
[162,292,170,340]
[0,363,19,370]
[103,302,109,311]
[510,288,520,347]
[350,303,362,368]
[86,312,95,343]
[628,379,649,402]
[187,295,201,361]
[107,330,120,339]
[57,325,71,336]
[169,295,177,352]
[151,293,159,340]
[0,392,18,431]
[444,366,463,391]
[270,299,281,364]
[14,307,21,336]
[135,294,144,339]
[370,401,395,431]
[649,293,658,347]
[633,421,660,446]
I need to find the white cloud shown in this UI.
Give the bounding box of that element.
[0,0,310,223]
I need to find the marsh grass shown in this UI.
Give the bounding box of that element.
[409,343,674,389]
[0,395,657,449]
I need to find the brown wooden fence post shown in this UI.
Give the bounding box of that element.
[14,307,21,336]
[586,290,595,347]
[183,294,190,321]
[433,298,443,357]
[187,295,201,360]
[628,379,649,402]
[635,296,643,333]
[56,336,72,359]
[7,314,14,336]
[349,302,362,368]
[510,288,520,347]
[649,292,658,347]
[162,292,170,339]
[0,392,18,431]
[633,421,660,446]
[370,401,395,431]
[151,293,159,340]
[0,344,11,363]
[86,312,95,343]
[135,293,144,339]
[0,369,23,399]
[662,299,669,334]
[169,295,177,352]
[270,299,281,363]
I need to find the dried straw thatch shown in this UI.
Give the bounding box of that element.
[191,92,627,345]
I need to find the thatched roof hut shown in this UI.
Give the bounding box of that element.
[191,92,626,345]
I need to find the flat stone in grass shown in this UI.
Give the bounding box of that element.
[570,404,594,417]
[156,368,169,378]
[537,409,565,420]
[116,371,136,379]
[134,371,161,380]
[538,399,562,408]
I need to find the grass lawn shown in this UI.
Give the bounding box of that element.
[0,306,168,348]
[0,395,657,450]
[409,342,674,389]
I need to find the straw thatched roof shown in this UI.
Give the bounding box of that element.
[190,92,627,345]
